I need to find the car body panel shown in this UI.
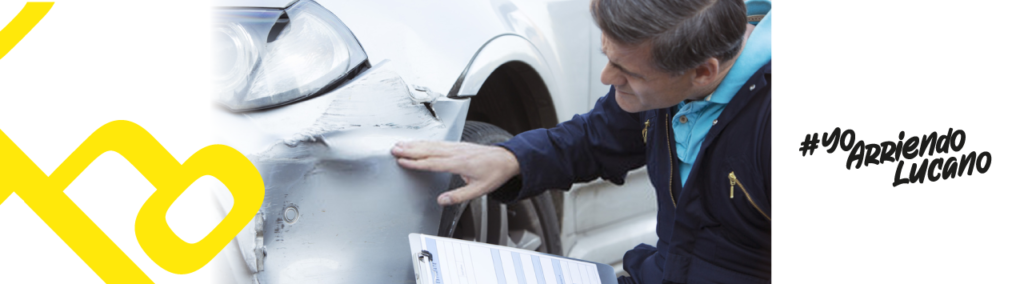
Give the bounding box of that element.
[212,0,657,281]
[213,0,295,8]
[563,169,658,265]
[450,34,555,100]
[320,0,595,122]
[213,63,470,283]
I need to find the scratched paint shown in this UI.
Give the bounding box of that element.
[212,62,471,283]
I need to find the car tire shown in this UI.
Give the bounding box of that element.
[438,121,563,255]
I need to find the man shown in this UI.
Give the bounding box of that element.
[392,0,771,283]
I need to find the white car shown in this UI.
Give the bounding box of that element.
[210,0,658,282]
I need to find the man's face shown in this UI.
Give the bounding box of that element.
[600,34,698,113]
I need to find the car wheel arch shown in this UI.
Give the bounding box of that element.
[451,35,567,236]
[451,34,560,130]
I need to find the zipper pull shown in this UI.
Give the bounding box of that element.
[728,171,736,199]
[726,171,771,220]
[642,119,650,143]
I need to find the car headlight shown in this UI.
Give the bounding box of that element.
[213,0,369,111]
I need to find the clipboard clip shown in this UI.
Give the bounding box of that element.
[415,250,436,283]
[419,250,433,262]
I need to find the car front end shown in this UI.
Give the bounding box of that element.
[210,1,470,282]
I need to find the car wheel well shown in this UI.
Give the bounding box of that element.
[466,61,563,231]
[466,61,558,133]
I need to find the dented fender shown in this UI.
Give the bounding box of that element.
[212,62,470,283]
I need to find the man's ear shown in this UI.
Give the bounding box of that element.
[691,58,721,87]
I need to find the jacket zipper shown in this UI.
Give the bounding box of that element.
[666,114,676,208]
[728,171,770,221]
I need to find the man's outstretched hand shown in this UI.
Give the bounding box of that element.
[391,141,520,206]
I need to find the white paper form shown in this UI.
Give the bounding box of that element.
[419,235,602,284]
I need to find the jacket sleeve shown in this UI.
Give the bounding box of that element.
[491,86,648,203]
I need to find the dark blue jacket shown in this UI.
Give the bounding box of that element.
[495,62,771,284]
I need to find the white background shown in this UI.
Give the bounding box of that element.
[775,0,1024,282]
[1,0,1022,283]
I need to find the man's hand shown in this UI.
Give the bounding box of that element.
[391,141,520,206]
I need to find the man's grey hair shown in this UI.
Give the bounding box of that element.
[591,0,747,74]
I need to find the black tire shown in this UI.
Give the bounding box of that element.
[438,121,562,255]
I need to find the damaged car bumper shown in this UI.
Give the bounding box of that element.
[213,63,469,283]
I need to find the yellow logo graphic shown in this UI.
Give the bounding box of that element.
[0,2,51,61]
[0,121,266,283]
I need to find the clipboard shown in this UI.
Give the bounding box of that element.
[409,233,618,284]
